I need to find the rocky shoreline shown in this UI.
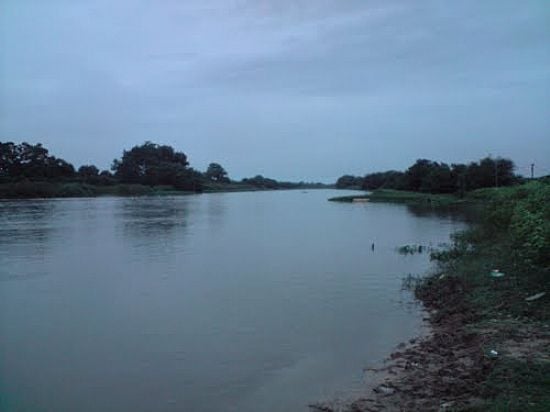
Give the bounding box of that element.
[309,275,489,411]
[310,273,549,412]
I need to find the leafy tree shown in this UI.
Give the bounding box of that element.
[78,165,100,178]
[451,163,468,196]
[242,175,279,189]
[205,163,229,182]
[345,156,517,195]
[494,158,516,187]
[111,141,192,187]
[465,157,516,190]
[406,159,437,192]
[362,171,406,190]
[466,158,495,189]
[46,157,75,178]
[422,163,454,193]
[336,175,363,189]
[0,142,17,178]
[0,141,75,180]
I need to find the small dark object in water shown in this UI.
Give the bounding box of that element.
[371,243,375,251]
[418,245,423,253]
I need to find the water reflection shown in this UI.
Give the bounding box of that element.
[0,200,58,281]
[406,203,480,223]
[0,200,58,244]
[114,197,190,257]
[116,197,188,235]
[206,194,227,231]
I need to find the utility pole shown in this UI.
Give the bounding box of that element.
[531,163,535,179]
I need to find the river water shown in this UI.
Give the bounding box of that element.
[0,190,465,411]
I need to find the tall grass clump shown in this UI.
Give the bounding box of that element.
[428,181,550,319]
[419,181,550,409]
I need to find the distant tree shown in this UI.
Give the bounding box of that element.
[242,175,278,189]
[406,159,437,192]
[451,163,468,196]
[0,142,16,179]
[494,158,516,187]
[111,141,193,187]
[336,175,363,189]
[383,171,408,190]
[78,165,100,178]
[0,141,75,180]
[466,158,494,189]
[178,168,205,191]
[422,163,455,193]
[46,157,75,178]
[465,157,516,190]
[336,156,518,196]
[362,171,406,190]
[89,170,115,186]
[205,163,229,182]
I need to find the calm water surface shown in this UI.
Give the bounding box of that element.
[0,190,465,411]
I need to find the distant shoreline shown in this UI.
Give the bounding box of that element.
[0,181,332,200]
[328,189,461,206]
[326,187,513,207]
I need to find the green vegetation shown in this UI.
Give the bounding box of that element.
[467,359,550,412]
[0,140,328,198]
[334,175,364,190]
[111,141,203,190]
[0,181,198,198]
[329,189,460,205]
[205,162,230,183]
[0,180,96,199]
[418,181,550,410]
[0,142,76,179]
[336,157,519,194]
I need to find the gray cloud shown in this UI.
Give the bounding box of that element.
[1,0,549,181]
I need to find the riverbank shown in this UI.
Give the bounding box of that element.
[314,181,550,411]
[328,189,461,206]
[0,180,329,199]
[0,181,192,199]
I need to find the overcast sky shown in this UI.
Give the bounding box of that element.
[1,0,549,181]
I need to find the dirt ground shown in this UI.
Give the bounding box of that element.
[309,276,550,412]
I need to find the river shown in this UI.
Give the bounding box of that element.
[0,190,466,411]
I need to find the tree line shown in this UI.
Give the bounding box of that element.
[0,140,321,192]
[336,157,518,194]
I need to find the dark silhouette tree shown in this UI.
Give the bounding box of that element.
[406,159,437,192]
[343,156,517,195]
[336,175,363,189]
[0,141,75,179]
[78,165,100,178]
[111,141,191,186]
[362,171,406,190]
[205,163,229,182]
[242,175,278,189]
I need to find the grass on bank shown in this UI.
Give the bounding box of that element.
[0,179,332,199]
[201,181,266,193]
[416,181,550,410]
[0,180,280,199]
[0,181,196,199]
[328,189,461,205]
[328,185,548,207]
[466,359,550,412]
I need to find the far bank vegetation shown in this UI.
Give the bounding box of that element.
[0,141,326,198]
